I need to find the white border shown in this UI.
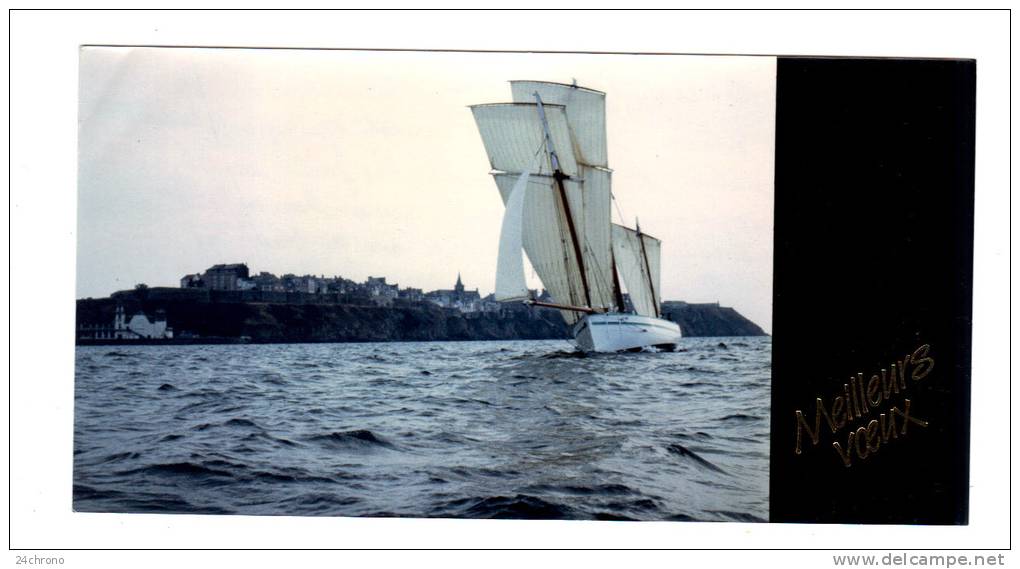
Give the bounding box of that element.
[6,8,1012,560]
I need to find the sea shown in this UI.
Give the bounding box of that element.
[73,337,771,522]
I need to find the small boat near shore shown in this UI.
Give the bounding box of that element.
[471,80,682,352]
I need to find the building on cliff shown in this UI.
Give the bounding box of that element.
[201,263,250,291]
[399,287,425,302]
[426,273,485,312]
[250,271,285,292]
[181,264,408,305]
[365,277,400,307]
[173,264,544,315]
[180,273,204,288]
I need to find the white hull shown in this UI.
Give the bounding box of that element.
[572,313,682,353]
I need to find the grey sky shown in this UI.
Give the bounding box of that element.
[78,48,775,332]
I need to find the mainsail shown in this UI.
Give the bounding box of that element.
[471,82,617,324]
[611,224,662,318]
[509,80,608,168]
[494,172,530,302]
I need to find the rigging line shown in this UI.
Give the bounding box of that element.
[611,192,627,226]
[534,139,548,176]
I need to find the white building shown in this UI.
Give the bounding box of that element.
[113,305,173,339]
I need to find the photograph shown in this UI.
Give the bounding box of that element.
[73,47,775,521]
[10,7,1010,563]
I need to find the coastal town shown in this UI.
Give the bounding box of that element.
[76,262,764,343]
[178,262,519,313]
[78,262,556,342]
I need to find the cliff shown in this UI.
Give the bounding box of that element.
[76,288,766,344]
[660,301,767,337]
[76,291,566,343]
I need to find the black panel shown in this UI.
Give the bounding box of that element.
[770,58,975,524]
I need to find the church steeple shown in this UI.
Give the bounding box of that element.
[454,272,464,294]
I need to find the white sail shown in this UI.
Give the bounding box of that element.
[575,165,616,312]
[472,80,680,352]
[510,80,608,168]
[492,168,616,319]
[611,224,662,318]
[494,172,531,302]
[493,173,584,324]
[470,103,580,177]
[475,84,619,324]
[641,232,662,312]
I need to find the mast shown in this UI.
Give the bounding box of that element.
[635,219,660,318]
[534,92,593,310]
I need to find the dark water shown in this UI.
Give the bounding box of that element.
[74,338,771,521]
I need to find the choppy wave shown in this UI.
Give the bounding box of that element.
[666,443,727,473]
[436,494,576,520]
[74,337,771,521]
[305,429,397,450]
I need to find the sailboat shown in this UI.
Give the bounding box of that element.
[470,80,682,353]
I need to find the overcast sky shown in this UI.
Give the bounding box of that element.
[78,48,775,332]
